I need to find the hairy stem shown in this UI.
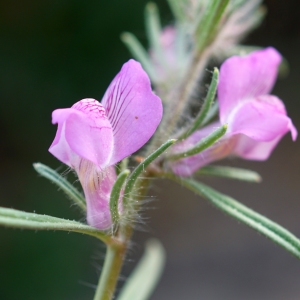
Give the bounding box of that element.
[94,245,127,300]
[147,49,210,155]
[93,177,152,300]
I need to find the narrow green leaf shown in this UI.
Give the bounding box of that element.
[120,32,156,81]
[196,0,230,52]
[168,124,227,161]
[167,175,300,260]
[0,207,111,244]
[166,0,185,22]
[33,163,86,211]
[145,3,163,63]
[197,166,262,182]
[124,139,176,203]
[179,68,219,139]
[110,169,130,225]
[117,239,166,300]
[201,101,219,126]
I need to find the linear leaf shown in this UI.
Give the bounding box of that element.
[201,101,219,126]
[145,3,163,64]
[197,165,261,182]
[33,163,86,211]
[166,0,185,22]
[196,0,230,51]
[168,124,227,161]
[120,32,156,81]
[117,239,166,300]
[124,139,176,203]
[180,67,219,139]
[167,175,300,259]
[0,207,111,244]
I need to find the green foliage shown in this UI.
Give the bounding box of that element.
[197,165,262,182]
[168,175,300,260]
[33,163,86,211]
[0,207,110,243]
[117,239,166,300]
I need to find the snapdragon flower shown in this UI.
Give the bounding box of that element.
[169,47,297,176]
[49,60,163,230]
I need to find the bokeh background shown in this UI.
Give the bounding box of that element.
[1,1,300,299]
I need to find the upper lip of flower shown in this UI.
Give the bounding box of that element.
[49,59,163,170]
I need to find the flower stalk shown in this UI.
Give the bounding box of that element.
[94,244,127,300]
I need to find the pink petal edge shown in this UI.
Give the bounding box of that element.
[101,59,163,165]
[218,47,281,123]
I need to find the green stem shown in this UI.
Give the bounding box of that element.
[93,176,152,300]
[124,139,176,207]
[94,245,127,300]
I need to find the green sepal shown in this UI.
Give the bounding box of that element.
[117,239,166,300]
[33,163,86,211]
[179,67,219,139]
[168,124,227,161]
[120,32,156,81]
[197,165,262,182]
[110,169,130,226]
[124,139,176,204]
[167,174,300,260]
[0,207,111,244]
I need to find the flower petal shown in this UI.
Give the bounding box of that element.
[49,100,114,168]
[218,47,281,122]
[77,162,116,230]
[232,134,282,160]
[49,114,74,167]
[101,59,163,165]
[228,95,297,141]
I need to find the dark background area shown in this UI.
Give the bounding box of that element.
[1,1,300,299]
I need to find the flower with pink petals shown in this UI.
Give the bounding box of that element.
[49,60,163,229]
[170,47,297,176]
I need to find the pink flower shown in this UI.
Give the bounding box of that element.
[170,47,297,176]
[49,60,163,229]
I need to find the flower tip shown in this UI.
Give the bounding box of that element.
[146,2,157,11]
[256,175,263,183]
[33,163,42,173]
[33,162,39,168]
[291,125,298,141]
[262,46,282,65]
[213,67,219,75]
[123,169,131,176]
[120,32,131,42]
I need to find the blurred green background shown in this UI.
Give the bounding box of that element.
[1,1,300,299]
